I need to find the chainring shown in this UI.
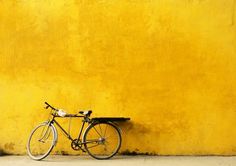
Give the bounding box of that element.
[71,139,83,151]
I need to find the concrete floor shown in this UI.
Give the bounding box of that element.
[0,155,236,166]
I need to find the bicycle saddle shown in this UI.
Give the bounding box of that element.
[79,110,92,116]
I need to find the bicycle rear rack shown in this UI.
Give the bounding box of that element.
[91,117,130,122]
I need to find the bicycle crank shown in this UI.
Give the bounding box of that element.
[71,139,86,152]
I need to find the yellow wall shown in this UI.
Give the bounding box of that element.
[0,0,236,155]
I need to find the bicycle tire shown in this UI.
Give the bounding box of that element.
[83,122,122,160]
[27,122,56,160]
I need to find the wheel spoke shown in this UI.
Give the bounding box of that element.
[87,144,100,149]
[99,124,103,136]
[92,125,103,138]
[103,124,108,138]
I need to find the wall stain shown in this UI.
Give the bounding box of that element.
[4,143,15,151]
[55,150,69,155]
[232,0,236,26]
[121,149,156,155]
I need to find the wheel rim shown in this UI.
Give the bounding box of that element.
[27,124,55,160]
[84,122,121,159]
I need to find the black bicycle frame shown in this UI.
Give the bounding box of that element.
[50,115,88,143]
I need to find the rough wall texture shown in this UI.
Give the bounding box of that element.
[0,0,236,155]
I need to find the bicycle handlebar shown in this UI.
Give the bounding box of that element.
[44,102,92,118]
[45,102,57,111]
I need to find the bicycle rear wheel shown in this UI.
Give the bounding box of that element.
[27,122,56,160]
[83,122,122,160]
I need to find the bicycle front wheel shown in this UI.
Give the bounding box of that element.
[27,122,56,160]
[83,122,122,160]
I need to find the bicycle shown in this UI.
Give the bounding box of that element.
[26,102,130,160]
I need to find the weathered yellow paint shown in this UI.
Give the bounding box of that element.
[0,0,236,155]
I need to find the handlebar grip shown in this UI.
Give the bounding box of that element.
[44,102,49,109]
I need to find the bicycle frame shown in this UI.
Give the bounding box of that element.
[49,115,90,147]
